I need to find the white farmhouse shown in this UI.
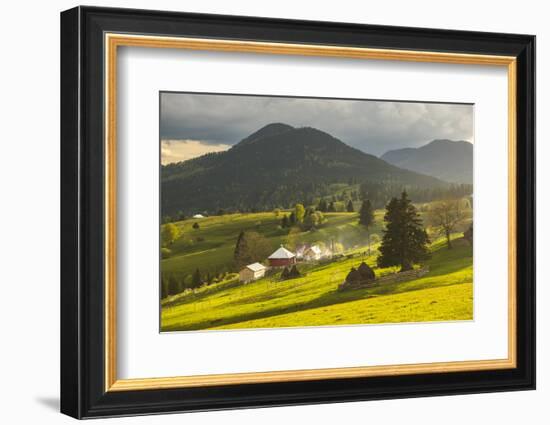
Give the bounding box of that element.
[303,245,322,261]
[239,262,267,283]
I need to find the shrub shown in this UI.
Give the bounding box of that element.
[192,222,200,229]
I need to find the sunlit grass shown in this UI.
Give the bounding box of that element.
[161,211,384,280]
[161,232,472,331]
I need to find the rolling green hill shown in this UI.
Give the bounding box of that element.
[161,233,473,331]
[162,211,384,282]
[161,124,447,215]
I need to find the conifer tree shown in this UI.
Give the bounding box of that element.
[289,211,297,225]
[281,215,289,228]
[234,230,246,263]
[192,268,202,288]
[359,199,375,254]
[169,274,180,295]
[161,274,170,299]
[359,199,374,228]
[346,200,355,212]
[377,191,430,271]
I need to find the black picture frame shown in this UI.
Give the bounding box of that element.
[61,5,535,419]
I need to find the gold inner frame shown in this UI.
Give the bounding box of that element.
[104,33,517,392]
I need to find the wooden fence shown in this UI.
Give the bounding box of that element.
[338,266,430,291]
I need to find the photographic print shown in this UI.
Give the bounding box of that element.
[159,92,474,332]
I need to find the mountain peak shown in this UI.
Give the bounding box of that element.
[236,123,294,147]
[162,124,447,215]
[424,139,472,148]
[381,139,472,184]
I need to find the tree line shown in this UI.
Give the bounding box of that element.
[161,179,473,224]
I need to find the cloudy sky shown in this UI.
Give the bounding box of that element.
[160,92,473,164]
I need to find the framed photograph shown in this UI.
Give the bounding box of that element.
[60,6,535,419]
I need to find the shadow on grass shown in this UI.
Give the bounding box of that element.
[162,286,365,331]
[163,239,473,332]
[162,274,469,332]
[425,244,473,278]
[162,279,243,308]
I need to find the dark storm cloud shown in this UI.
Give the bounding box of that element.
[160,92,473,156]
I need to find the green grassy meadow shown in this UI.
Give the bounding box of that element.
[162,211,384,280]
[160,209,473,332]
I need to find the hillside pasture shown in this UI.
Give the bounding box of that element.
[161,211,384,282]
[161,233,473,331]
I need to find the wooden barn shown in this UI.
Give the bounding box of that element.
[239,262,266,283]
[268,245,296,267]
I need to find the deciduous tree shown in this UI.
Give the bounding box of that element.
[428,199,467,249]
[161,223,181,247]
[295,203,305,223]
[233,231,272,269]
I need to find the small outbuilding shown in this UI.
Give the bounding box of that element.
[295,244,310,260]
[239,262,267,283]
[303,245,322,261]
[268,245,296,267]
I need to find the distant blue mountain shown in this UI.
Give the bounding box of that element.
[381,139,473,184]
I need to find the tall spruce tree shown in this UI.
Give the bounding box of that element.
[234,230,246,262]
[359,200,374,228]
[377,191,430,271]
[161,274,170,299]
[359,199,375,254]
[346,200,355,212]
[289,211,297,225]
[281,215,289,228]
[169,274,180,295]
[192,268,202,288]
